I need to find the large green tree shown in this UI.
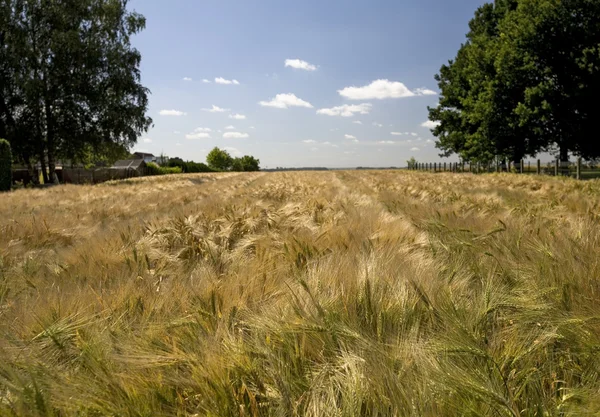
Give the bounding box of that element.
[0,0,151,183]
[206,147,233,171]
[429,0,600,164]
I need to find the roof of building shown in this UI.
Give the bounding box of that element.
[111,159,146,169]
[133,152,155,157]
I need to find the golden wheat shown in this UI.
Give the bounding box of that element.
[1,171,600,416]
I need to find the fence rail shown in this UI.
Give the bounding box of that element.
[12,167,150,186]
[408,158,599,180]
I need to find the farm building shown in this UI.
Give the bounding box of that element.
[133,152,155,163]
[111,159,147,173]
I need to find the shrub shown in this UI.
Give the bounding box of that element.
[146,162,182,176]
[0,139,12,192]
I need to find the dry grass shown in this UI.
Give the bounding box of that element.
[1,170,600,416]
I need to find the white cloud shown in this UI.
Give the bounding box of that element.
[414,88,437,96]
[284,59,317,71]
[225,125,235,130]
[249,126,256,129]
[203,105,229,113]
[410,147,420,151]
[344,134,357,140]
[426,139,434,144]
[159,109,187,116]
[377,141,396,144]
[352,121,363,125]
[142,138,153,143]
[223,132,249,139]
[223,146,242,156]
[202,79,211,83]
[183,77,192,81]
[259,93,313,109]
[310,147,319,152]
[193,127,212,132]
[411,133,418,137]
[373,122,383,127]
[215,77,240,85]
[323,142,339,148]
[303,140,317,143]
[339,79,415,100]
[229,114,247,120]
[421,120,441,129]
[391,132,403,136]
[330,128,339,132]
[186,132,211,140]
[317,103,372,117]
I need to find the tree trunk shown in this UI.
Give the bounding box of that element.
[38,147,48,184]
[559,145,569,163]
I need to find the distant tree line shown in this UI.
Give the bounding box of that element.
[0,1,152,184]
[429,0,600,165]
[167,147,260,173]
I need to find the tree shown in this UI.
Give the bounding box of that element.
[232,155,260,172]
[0,0,152,183]
[406,157,416,169]
[206,147,233,171]
[429,0,600,164]
[0,138,12,191]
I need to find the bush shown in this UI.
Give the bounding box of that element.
[146,162,182,176]
[0,139,12,192]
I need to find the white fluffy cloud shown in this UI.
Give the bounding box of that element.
[373,122,383,127]
[414,88,437,96]
[223,132,249,139]
[185,127,212,139]
[202,79,211,83]
[339,79,415,100]
[410,147,420,151]
[377,141,395,144]
[159,109,187,116]
[215,77,240,85]
[411,132,418,136]
[317,103,372,117]
[426,139,434,144]
[223,146,242,156]
[284,59,317,71]
[229,114,247,120]
[142,138,153,143]
[225,125,236,130]
[391,132,403,136]
[183,77,192,81]
[186,132,211,140]
[303,139,317,143]
[338,79,438,100]
[421,120,441,129]
[259,93,313,109]
[352,121,363,125]
[203,105,229,113]
[344,134,357,140]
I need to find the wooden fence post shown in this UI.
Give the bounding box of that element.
[434,162,437,173]
[555,159,559,176]
[520,159,524,174]
[537,159,541,175]
[577,157,581,180]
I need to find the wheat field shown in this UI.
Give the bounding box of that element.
[1,171,600,416]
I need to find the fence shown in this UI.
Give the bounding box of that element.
[408,158,599,180]
[61,168,147,184]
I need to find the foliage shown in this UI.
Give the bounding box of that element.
[145,162,182,176]
[232,155,260,172]
[429,0,600,163]
[0,138,11,191]
[168,157,215,173]
[206,147,233,171]
[1,171,600,415]
[0,0,152,183]
[406,156,416,169]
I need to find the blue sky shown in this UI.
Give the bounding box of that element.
[130,0,486,168]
